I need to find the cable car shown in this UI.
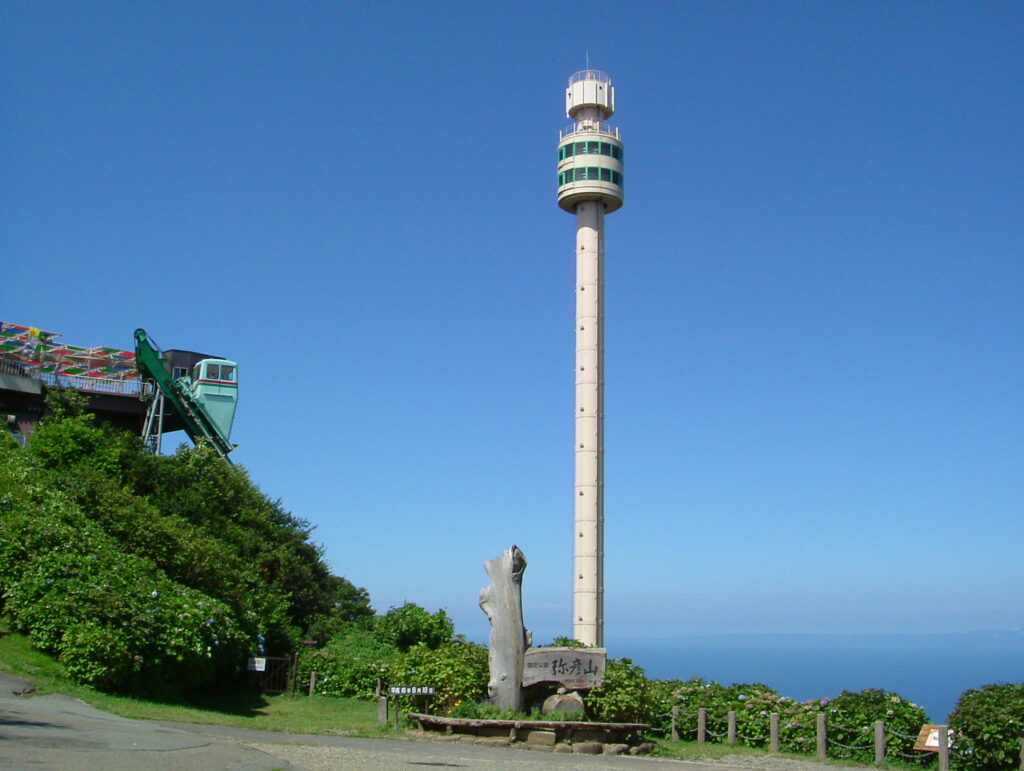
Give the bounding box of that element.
[189,359,238,441]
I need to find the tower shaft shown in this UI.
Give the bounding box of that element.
[574,200,605,646]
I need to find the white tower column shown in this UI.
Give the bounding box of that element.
[575,200,605,646]
[556,70,623,647]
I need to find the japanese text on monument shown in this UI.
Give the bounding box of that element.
[521,647,606,688]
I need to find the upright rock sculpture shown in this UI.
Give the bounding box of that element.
[479,545,531,711]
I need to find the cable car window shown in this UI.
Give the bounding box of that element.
[206,364,220,380]
[220,366,235,382]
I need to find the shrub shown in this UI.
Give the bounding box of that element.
[949,682,1024,771]
[59,622,135,690]
[449,700,544,720]
[374,604,454,651]
[656,679,927,762]
[0,443,250,694]
[2,400,368,672]
[826,688,927,763]
[660,678,787,747]
[585,657,656,724]
[298,627,399,699]
[389,638,489,713]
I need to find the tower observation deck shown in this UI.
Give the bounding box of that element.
[557,70,624,647]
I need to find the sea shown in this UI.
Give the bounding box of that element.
[608,631,1024,722]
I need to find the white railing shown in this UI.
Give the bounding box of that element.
[569,69,611,84]
[38,371,150,396]
[0,359,30,378]
[560,121,620,140]
[0,358,150,397]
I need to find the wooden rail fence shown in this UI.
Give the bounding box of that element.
[667,706,1024,769]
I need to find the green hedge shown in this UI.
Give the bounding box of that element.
[0,456,248,692]
[1,397,370,696]
[949,682,1024,771]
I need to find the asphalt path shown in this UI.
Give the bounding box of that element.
[0,672,838,770]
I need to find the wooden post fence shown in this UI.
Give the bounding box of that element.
[697,708,707,745]
[727,710,737,744]
[308,670,317,696]
[816,712,826,760]
[938,725,950,771]
[874,720,885,765]
[671,705,680,741]
[770,713,780,753]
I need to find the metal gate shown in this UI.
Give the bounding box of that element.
[255,656,295,695]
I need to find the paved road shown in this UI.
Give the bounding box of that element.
[0,672,838,770]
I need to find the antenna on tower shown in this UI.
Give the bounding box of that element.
[586,49,590,70]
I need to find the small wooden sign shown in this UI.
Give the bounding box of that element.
[522,647,606,689]
[247,657,266,672]
[914,724,952,751]
[389,685,435,696]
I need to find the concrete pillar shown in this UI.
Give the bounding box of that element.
[573,200,604,647]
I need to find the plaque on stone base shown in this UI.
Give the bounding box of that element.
[522,647,606,689]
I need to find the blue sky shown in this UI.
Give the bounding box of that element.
[3,1,1022,644]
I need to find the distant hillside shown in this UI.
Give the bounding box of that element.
[0,390,372,696]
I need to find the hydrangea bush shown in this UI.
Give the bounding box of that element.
[825,688,927,763]
[949,682,1024,771]
[297,627,399,698]
[0,455,248,692]
[655,679,928,763]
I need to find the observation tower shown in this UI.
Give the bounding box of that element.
[557,70,624,647]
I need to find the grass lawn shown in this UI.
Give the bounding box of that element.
[0,623,382,736]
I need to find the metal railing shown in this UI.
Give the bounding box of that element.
[38,371,150,396]
[569,69,611,84]
[560,121,621,141]
[0,358,149,397]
